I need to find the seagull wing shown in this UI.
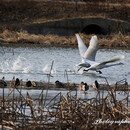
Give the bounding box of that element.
[75,34,87,58]
[84,35,99,61]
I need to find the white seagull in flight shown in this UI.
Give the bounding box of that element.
[75,34,125,74]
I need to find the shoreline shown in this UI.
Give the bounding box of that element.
[0,80,129,91]
[0,30,130,49]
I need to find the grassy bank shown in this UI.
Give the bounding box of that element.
[0,29,129,49]
[0,0,129,31]
[0,0,129,49]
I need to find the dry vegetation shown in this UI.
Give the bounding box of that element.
[0,84,130,130]
[0,29,129,49]
[0,0,130,48]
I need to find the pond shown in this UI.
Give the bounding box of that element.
[0,46,130,84]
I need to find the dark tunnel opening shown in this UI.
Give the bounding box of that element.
[81,24,108,35]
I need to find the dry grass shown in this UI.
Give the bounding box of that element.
[0,84,130,130]
[0,0,129,46]
[0,30,73,46]
[0,29,130,49]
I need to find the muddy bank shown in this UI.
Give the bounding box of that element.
[0,29,129,49]
[1,79,129,91]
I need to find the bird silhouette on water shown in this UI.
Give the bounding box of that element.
[26,80,32,87]
[94,80,100,89]
[15,78,20,87]
[0,77,7,88]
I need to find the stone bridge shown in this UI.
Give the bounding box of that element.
[26,17,130,36]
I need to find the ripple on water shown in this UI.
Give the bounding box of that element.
[0,47,129,84]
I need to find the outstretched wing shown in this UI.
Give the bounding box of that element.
[76,34,99,71]
[83,55,125,71]
[75,34,87,58]
[99,55,125,66]
[84,35,99,61]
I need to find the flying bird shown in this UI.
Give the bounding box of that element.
[75,34,125,74]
